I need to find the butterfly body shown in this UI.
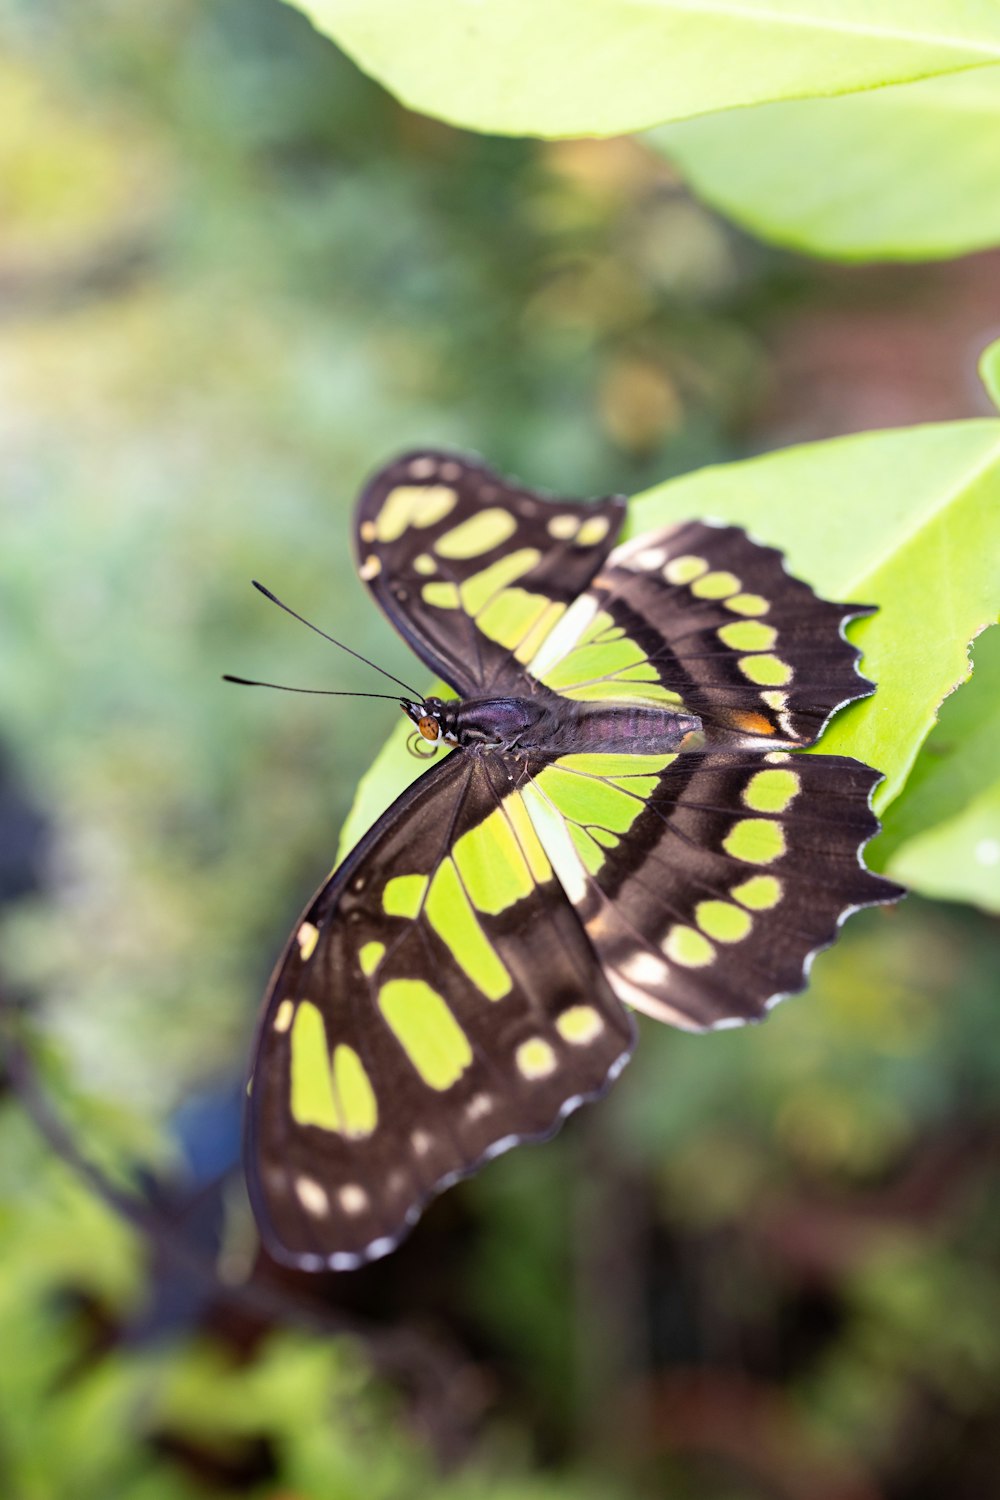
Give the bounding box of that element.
[243,450,903,1271]
[404,691,702,755]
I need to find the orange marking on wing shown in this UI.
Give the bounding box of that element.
[731,711,775,736]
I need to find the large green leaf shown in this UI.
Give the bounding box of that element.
[888,785,1000,911]
[653,65,1000,261]
[338,697,449,861]
[874,627,1000,911]
[284,0,1000,139]
[342,340,1000,900]
[981,334,1000,410]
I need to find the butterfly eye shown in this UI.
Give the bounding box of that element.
[417,715,440,741]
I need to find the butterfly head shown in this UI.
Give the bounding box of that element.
[401,695,458,748]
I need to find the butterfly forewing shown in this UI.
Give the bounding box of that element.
[246,748,634,1269]
[355,450,626,696]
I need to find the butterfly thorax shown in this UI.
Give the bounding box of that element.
[406,694,703,756]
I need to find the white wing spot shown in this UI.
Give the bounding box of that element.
[411,1129,432,1156]
[630,545,668,570]
[619,951,666,987]
[295,1176,329,1217]
[296,921,319,960]
[340,1184,368,1215]
[408,456,437,478]
[359,554,382,580]
[467,1093,493,1121]
[763,691,796,737]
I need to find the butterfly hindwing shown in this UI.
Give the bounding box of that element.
[355,450,626,696]
[520,748,902,1031]
[245,747,634,1269]
[527,521,874,745]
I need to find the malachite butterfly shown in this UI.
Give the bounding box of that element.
[243,450,903,1271]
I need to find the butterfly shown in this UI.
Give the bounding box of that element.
[242,450,903,1271]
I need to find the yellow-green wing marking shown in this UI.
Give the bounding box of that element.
[355,450,626,697]
[521,748,901,1031]
[245,749,634,1271]
[524,522,875,746]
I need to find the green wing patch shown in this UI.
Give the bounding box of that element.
[526,522,873,744]
[245,748,634,1270]
[520,748,901,1031]
[355,450,626,696]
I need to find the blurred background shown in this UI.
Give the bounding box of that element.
[2,2,999,1496]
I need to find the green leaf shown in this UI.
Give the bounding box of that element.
[873,627,1000,911]
[283,0,1000,139]
[654,65,1000,261]
[981,336,1000,411]
[887,784,1000,912]
[338,692,448,860]
[342,341,1000,902]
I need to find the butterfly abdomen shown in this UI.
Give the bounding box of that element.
[454,695,701,755]
[545,701,702,755]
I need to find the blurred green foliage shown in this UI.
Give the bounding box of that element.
[1,2,999,1497]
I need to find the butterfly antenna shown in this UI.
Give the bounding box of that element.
[222,675,405,701]
[250,581,421,697]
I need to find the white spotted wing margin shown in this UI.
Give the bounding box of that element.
[244,746,635,1272]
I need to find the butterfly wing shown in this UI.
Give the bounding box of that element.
[245,747,634,1270]
[520,747,903,1031]
[524,521,875,745]
[355,449,626,695]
